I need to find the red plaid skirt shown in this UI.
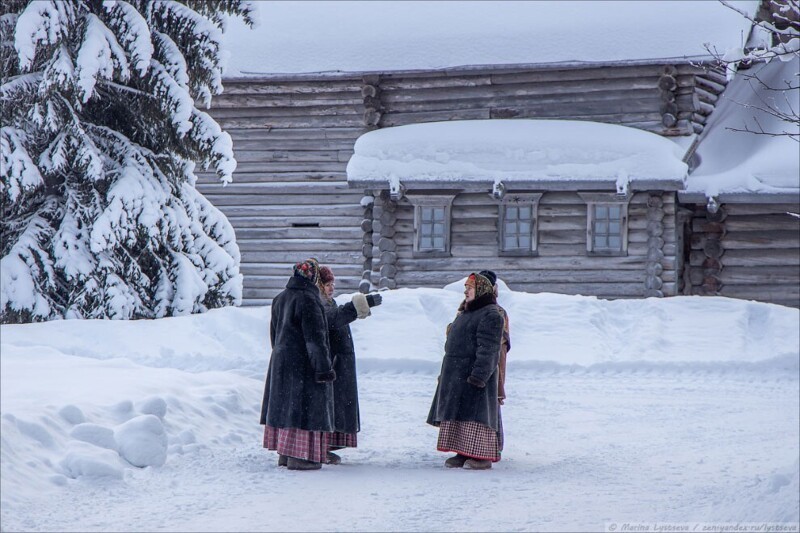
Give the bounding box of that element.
[437,420,501,462]
[263,426,328,463]
[328,432,357,450]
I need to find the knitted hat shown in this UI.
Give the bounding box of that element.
[293,258,320,284]
[478,270,497,287]
[319,266,335,284]
[466,272,494,299]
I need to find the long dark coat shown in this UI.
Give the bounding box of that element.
[260,275,335,431]
[322,298,361,434]
[427,294,504,430]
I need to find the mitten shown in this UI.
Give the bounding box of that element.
[366,293,382,307]
[466,375,486,389]
[352,293,370,319]
[315,369,337,383]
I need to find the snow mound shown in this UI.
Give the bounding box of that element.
[114,415,168,468]
[70,423,117,451]
[59,441,123,480]
[707,460,800,523]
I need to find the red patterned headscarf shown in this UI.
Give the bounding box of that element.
[466,272,494,299]
[294,258,320,285]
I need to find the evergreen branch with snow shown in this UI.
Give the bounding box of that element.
[1,0,254,323]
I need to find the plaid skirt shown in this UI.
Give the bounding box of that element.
[263,426,328,463]
[437,420,502,462]
[328,432,357,450]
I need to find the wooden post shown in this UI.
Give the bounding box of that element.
[359,192,375,293]
[378,194,398,290]
[644,193,666,297]
[361,75,383,129]
[698,204,726,295]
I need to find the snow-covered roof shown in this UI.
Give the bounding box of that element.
[221,1,758,77]
[683,58,800,203]
[346,119,688,193]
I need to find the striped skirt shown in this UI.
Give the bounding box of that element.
[437,417,502,462]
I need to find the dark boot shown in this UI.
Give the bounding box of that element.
[278,454,288,467]
[287,457,322,471]
[326,451,342,465]
[464,458,492,470]
[444,454,469,468]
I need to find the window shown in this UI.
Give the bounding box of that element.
[419,206,447,251]
[498,193,542,256]
[408,194,455,257]
[578,192,631,256]
[592,204,623,252]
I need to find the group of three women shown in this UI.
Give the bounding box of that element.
[259,258,510,471]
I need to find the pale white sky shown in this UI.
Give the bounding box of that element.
[222,1,758,75]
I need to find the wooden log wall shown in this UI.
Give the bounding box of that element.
[686,203,800,308]
[376,62,725,136]
[368,190,679,299]
[195,61,724,305]
[194,76,370,305]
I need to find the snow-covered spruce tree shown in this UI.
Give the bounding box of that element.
[1,1,254,322]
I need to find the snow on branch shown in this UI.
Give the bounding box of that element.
[2,0,248,322]
[101,0,153,76]
[14,0,74,71]
[76,14,130,103]
[1,127,44,202]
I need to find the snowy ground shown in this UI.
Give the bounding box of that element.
[1,284,799,532]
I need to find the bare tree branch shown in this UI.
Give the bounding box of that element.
[705,0,800,138]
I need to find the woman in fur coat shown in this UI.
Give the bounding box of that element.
[317,266,382,464]
[260,258,337,471]
[427,272,505,470]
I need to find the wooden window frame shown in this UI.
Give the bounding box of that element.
[407,194,455,258]
[578,192,632,257]
[497,193,542,257]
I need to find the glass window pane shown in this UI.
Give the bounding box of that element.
[594,234,606,249]
[506,206,518,220]
[421,222,432,237]
[432,223,444,236]
[609,206,621,219]
[519,221,531,234]
[519,206,532,220]
[504,236,517,249]
[595,221,608,235]
[595,205,607,219]
[609,222,620,235]
[433,208,445,222]
[433,237,444,249]
[518,234,531,249]
[504,221,517,234]
[420,237,432,249]
[422,208,433,222]
[608,235,621,249]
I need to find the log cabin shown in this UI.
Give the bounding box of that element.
[195,1,799,307]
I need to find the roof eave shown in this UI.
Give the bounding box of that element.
[678,191,800,204]
[348,178,686,192]
[223,56,719,82]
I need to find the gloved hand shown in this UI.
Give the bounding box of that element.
[366,293,382,307]
[466,375,486,389]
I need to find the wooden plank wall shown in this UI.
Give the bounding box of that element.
[194,62,723,304]
[376,63,722,136]
[687,203,800,308]
[374,191,678,299]
[195,77,370,305]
